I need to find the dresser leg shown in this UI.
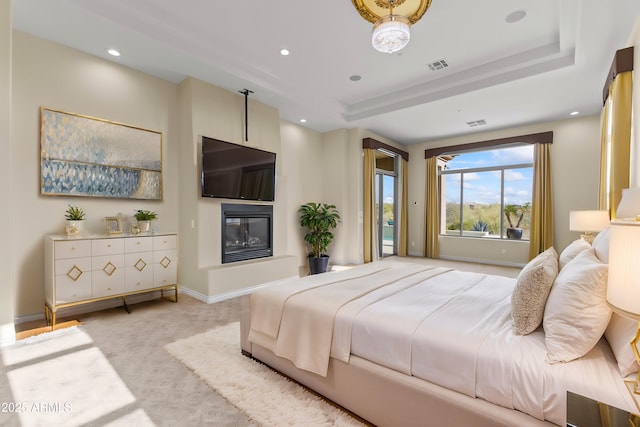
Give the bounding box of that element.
[121,296,130,314]
[161,286,178,303]
[44,305,57,329]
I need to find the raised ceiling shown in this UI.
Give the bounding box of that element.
[11,0,640,145]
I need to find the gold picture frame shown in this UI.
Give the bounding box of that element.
[105,216,122,234]
[40,107,163,200]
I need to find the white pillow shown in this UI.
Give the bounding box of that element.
[544,248,611,363]
[511,247,559,335]
[591,227,610,264]
[605,313,639,377]
[558,239,591,269]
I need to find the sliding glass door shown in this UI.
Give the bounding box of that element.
[376,169,397,257]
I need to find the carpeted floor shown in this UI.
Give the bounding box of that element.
[1,296,258,426]
[0,257,520,427]
[165,323,365,427]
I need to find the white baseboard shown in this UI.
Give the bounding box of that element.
[14,290,174,325]
[180,281,287,304]
[15,281,297,326]
[438,255,525,268]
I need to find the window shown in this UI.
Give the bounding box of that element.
[439,145,534,240]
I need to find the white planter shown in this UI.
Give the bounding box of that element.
[65,220,84,236]
[138,220,151,232]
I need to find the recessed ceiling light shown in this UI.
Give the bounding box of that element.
[299,119,307,123]
[107,49,121,57]
[505,9,527,24]
[570,111,580,116]
[280,48,290,56]
[350,75,362,82]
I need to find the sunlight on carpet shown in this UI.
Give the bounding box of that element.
[1,326,152,426]
[165,323,365,427]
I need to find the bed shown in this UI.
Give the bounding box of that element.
[240,230,639,426]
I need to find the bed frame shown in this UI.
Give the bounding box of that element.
[239,295,556,427]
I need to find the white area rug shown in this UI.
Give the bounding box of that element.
[164,323,365,427]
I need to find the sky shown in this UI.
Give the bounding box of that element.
[443,145,534,206]
[382,174,394,204]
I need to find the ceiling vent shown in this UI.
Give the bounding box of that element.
[428,59,448,71]
[466,119,487,127]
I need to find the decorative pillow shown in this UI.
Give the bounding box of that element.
[591,227,610,264]
[543,248,611,363]
[605,313,639,377]
[558,239,591,269]
[511,247,559,335]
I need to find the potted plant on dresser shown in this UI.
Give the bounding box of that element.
[64,205,85,236]
[298,202,340,275]
[134,209,158,233]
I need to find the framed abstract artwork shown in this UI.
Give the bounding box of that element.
[40,107,163,200]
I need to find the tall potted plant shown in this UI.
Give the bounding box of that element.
[298,202,340,274]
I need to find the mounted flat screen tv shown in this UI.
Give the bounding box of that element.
[201,136,276,201]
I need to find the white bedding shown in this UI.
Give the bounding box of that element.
[248,260,637,426]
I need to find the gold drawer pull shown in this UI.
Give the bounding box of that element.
[66,265,83,281]
[135,259,147,271]
[160,257,171,268]
[103,262,117,276]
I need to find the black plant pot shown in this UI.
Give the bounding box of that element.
[308,256,330,275]
[506,227,523,240]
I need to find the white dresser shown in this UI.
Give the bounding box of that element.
[44,233,178,326]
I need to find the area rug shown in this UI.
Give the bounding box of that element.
[164,323,365,427]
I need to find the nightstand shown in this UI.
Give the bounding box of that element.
[567,391,640,427]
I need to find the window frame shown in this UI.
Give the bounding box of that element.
[438,146,534,240]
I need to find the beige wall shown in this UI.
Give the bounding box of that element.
[176,78,298,300]
[7,31,319,318]
[321,128,405,266]
[407,115,603,266]
[280,120,324,267]
[0,1,14,344]
[11,31,179,318]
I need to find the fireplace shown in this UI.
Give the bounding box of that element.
[221,204,273,264]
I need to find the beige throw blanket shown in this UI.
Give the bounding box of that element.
[249,262,439,376]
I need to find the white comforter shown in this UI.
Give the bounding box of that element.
[248,260,636,426]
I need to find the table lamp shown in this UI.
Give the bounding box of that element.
[607,191,640,408]
[569,210,610,244]
[616,188,640,219]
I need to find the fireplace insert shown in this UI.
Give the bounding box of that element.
[221,204,273,263]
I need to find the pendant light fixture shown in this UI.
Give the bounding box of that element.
[352,0,432,54]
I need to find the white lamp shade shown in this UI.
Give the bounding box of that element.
[569,210,610,232]
[615,188,640,219]
[607,220,640,320]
